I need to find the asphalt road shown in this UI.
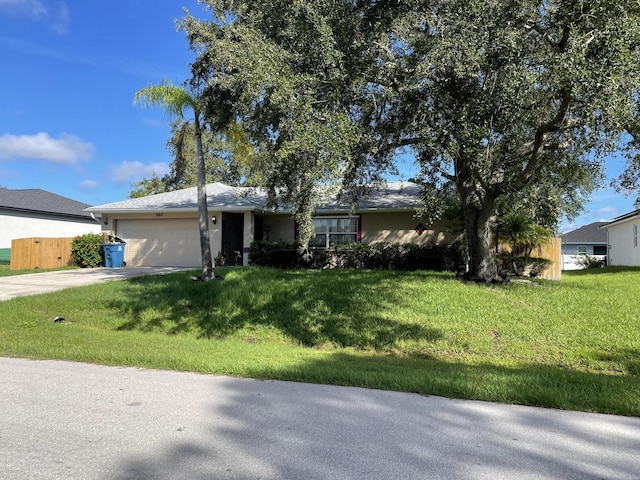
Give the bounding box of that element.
[1,357,639,480]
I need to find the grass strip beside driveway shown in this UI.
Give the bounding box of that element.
[1,267,638,416]
[0,265,76,277]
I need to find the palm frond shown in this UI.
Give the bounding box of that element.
[133,77,196,118]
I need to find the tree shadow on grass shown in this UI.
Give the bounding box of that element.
[110,268,444,349]
[245,351,640,416]
[588,348,640,375]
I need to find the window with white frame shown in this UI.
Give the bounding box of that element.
[309,216,359,249]
[577,245,587,255]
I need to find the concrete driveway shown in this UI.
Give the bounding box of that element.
[1,357,639,480]
[0,267,193,301]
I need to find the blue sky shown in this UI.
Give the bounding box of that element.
[0,1,636,233]
[0,1,197,205]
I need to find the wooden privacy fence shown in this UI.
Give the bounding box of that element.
[497,237,562,281]
[532,238,562,281]
[10,237,74,271]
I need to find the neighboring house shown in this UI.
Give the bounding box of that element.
[560,222,608,270]
[601,210,640,267]
[86,182,460,268]
[0,188,102,262]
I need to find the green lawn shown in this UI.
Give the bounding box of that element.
[1,266,638,416]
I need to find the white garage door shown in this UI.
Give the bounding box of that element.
[117,218,201,267]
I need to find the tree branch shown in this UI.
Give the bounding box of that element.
[522,20,571,53]
[513,89,572,191]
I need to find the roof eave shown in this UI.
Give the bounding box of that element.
[561,240,607,244]
[85,206,262,215]
[602,212,640,229]
[3,205,95,220]
[328,207,418,214]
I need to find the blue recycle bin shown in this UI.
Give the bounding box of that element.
[102,242,126,268]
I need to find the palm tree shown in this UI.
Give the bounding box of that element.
[494,214,552,275]
[134,78,214,280]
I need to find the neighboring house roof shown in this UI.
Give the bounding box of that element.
[601,209,640,229]
[86,181,424,215]
[560,222,608,244]
[0,188,95,220]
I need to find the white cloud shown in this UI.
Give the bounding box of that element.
[142,116,166,128]
[50,2,69,34]
[0,0,46,18]
[0,132,94,164]
[594,206,619,217]
[0,0,69,34]
[79,179,99,188]
[109,161,170,183]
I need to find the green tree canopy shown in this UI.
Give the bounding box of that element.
[182,0,640,281]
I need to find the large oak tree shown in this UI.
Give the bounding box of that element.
[182,0,640,281]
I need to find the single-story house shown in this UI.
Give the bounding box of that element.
[601,210,640,267]
[560,221,608,270]
[0,188,102,263]
[85,182,459,268]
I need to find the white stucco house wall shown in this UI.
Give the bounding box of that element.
[0,188,102,263]
[601,210,640,267]
[86,182,460,268]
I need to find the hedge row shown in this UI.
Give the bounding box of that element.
[248,241,467,272]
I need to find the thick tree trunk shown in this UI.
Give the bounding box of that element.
[454,154,501,282]
[456,174,500,283]
[195,119,213,280]
[460,193,500,283]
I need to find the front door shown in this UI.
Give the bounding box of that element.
[222,213,244,266]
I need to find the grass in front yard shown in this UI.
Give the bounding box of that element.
[1,266,639,416]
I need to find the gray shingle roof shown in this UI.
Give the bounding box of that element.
[86,181,423,214]
[316,182,423,212]
[560,222,608,244]
[85,182,265,213]
[0,188,94,219]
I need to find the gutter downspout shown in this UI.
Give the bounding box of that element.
[601,224,610,266]
[90,212,102,225]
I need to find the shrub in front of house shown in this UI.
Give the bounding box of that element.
[70,233,104,268]
[302,249,332,269]
[398,242,466,272]
[498,252,552,277]
[249,240,467,273]
[333,242,371,268]
[402,242,467,273]
[368,242,403,269]
[249,241,304,268]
